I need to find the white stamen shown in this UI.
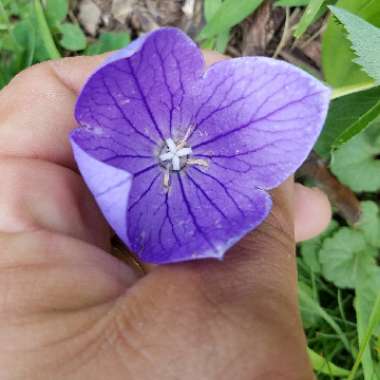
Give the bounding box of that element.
[159,134,209,189]
[166,138,177,152]
[176,147,192,157]
[172,155,181,171]
[159,138,193,171]
[187,158,208,167]
[163,169,170,188]
[159,151,175,161]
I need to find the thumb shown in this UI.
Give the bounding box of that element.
[113,178,314,379]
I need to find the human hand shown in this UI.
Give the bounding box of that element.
[0,51,331,380]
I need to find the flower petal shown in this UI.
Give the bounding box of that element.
[71,28,331,264]
[71,139,133,245]
[127,168,272,264]
[190,57,331,189]
[102,33,150,66]
[71,27,205,174]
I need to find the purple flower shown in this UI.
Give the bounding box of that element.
[70,28,330,264]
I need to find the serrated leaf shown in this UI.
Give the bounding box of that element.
[315,86,380,158]
[330,6,380,85]
[85,31,130,55]
[198,0,264,39]
[275,0,310,7]
[45,0,68,26]
[322,0,380,88]
[307,347,350,377]
[58,22,87,51]
[330,121,380,192]
[293,0,325,38]
[319,227,377,288]
[356,201,380,248]
[300,220,339,273]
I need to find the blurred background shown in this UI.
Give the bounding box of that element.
[1,1,380,379]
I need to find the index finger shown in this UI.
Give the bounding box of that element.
[0,55,108,169]
[0,51,225,170]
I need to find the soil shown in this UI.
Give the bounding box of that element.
[72,0,325,74]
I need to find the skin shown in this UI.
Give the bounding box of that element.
[0,51,331,380]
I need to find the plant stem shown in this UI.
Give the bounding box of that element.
[331,81,376,99]
[33,0,61,59]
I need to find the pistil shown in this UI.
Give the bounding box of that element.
[159,138,192,171]
[159,137,208,189]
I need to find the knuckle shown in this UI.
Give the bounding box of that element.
[0,60,67,112]
[8,61,54,88]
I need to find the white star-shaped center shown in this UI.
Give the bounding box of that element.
[159,138,192,171]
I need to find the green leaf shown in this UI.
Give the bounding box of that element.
[198,0,264,39]
[204,0,222,21]
[0,2,23,53]
[307,347,350,377]
[0,1,8,24]
[299,282,320,328]
[315,86,380,158]
[215,29,230,53]
[0,64,13,89]
[356,201,380,248]
[319,227,377,288]
[375,362,380,379]
[45,0,68,26]
[5,21,35,73]
[332,99,380,150]
[2,0,30,17]
[202,0,231,53]
[58,22,87,51]
[322,0,380,88]
[329,6,380,85]
[293,0,325,38]
[330,122,380,192]
[300,220,339,273]
[275,0,310,6]
[85,31,130,55]
[200,38,216,50]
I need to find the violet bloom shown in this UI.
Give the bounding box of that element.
[70,28,330,264]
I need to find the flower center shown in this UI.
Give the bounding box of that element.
[159,138,192,171]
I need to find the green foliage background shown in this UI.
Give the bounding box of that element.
[1,0,380,378]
